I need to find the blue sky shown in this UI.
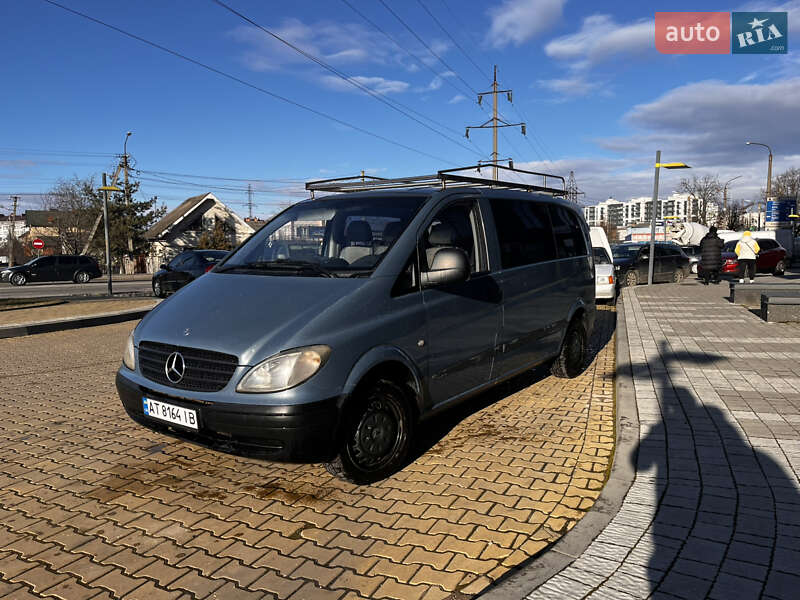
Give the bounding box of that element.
[1,0,798,217]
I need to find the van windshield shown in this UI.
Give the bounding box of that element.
[218,195,426,277]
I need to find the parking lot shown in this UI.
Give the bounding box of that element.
[0,306,615,599]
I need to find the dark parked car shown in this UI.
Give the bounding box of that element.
[698,238,787,278]
[152,249,229,297]
[612,242,691,286]
[0,255,101,286]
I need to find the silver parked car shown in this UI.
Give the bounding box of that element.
[116,167,596,483]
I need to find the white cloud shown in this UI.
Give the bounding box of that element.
[448,94,467,104]
[486,0,566,48]
[320,75,410,95]
[541,77,800,202]
[544,14,654,65]
[537,76,604,97]
[229,19,402,71]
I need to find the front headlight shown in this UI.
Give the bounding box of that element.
[123,331,136,370]
[237,345,331,393]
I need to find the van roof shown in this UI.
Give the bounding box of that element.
[305,164,567,198]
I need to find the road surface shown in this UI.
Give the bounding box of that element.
[0,278,152,299]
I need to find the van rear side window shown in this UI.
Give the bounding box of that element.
[489,198,556,268]
[549,205,587,259]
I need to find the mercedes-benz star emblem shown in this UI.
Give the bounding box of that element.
[165,351,186,384]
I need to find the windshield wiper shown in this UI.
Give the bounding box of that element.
[216,260,337,277]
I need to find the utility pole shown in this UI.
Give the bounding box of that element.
[566,171,585,204]
[247,183,254,220]
[466,66,525,180]
[9,195,19,266]
[123,132,133,255]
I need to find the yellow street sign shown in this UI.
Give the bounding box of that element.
[655,162,690,169]
[98,186,122,192]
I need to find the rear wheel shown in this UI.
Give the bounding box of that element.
[625,270,639,287]
[673,269,685,284]
[774,260,786,276]
[326,379,413,484]
[551,319,586,379]
[10,273,26,286]
[75,271,90,284]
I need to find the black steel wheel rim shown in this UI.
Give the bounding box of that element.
[350,398,404,472]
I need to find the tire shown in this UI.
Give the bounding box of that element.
[625,270,639,287]
[75,271,90,284]
[10,273,26,286]
[153,280,165,298]
[551,319,587,379]
[673,269,685,284]
[325,378,413,484]
[774,260,786,276]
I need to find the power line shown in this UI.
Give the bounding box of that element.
[377,0,479,96]
[137,169,305,184]
[212,0,480,157]
[415,0,490,82]
[41,0,456,165]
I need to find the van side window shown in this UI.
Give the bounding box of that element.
[489,198,556,268]
[549,205,587,259]
[423,201,484,274]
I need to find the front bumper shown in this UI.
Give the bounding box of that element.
[116,371,341,463]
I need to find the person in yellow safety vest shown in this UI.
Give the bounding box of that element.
[735,231,760,284]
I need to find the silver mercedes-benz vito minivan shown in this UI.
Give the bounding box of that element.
[117,167,595,483]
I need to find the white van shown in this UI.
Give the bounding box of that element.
[590,227,615,301]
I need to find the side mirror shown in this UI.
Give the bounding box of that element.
[421,248,469,288]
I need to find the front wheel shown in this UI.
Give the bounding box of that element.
[326,379,413,484]
[153,280,165,298]
[625,270,639,287]
[774,260,786,276]
[551,319,587,379]
[75,271,90,284]
[673,269,685,284]
[10,273,26,286]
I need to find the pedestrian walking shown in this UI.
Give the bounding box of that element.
[735,230,760,283]
[699,226,723,285]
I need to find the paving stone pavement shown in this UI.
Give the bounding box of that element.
[0,306,615,599]
[526,282,800,600]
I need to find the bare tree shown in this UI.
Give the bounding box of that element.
[771,167,800,198]
[718,200,747,231]
[679,174,722,225]
[42,177,102,254]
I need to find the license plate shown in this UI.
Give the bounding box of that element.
[142,397,198,430]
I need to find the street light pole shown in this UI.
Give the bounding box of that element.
[746,141,773,230]
[723,175,742,213]
[648,153,691,286]
[99,178,122,297]
[648,151,661,286]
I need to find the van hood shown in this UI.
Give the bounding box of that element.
[136,272,368,365]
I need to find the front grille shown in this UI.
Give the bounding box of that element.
[139,341,239,392]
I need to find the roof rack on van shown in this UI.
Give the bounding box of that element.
[305,164,566,198]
